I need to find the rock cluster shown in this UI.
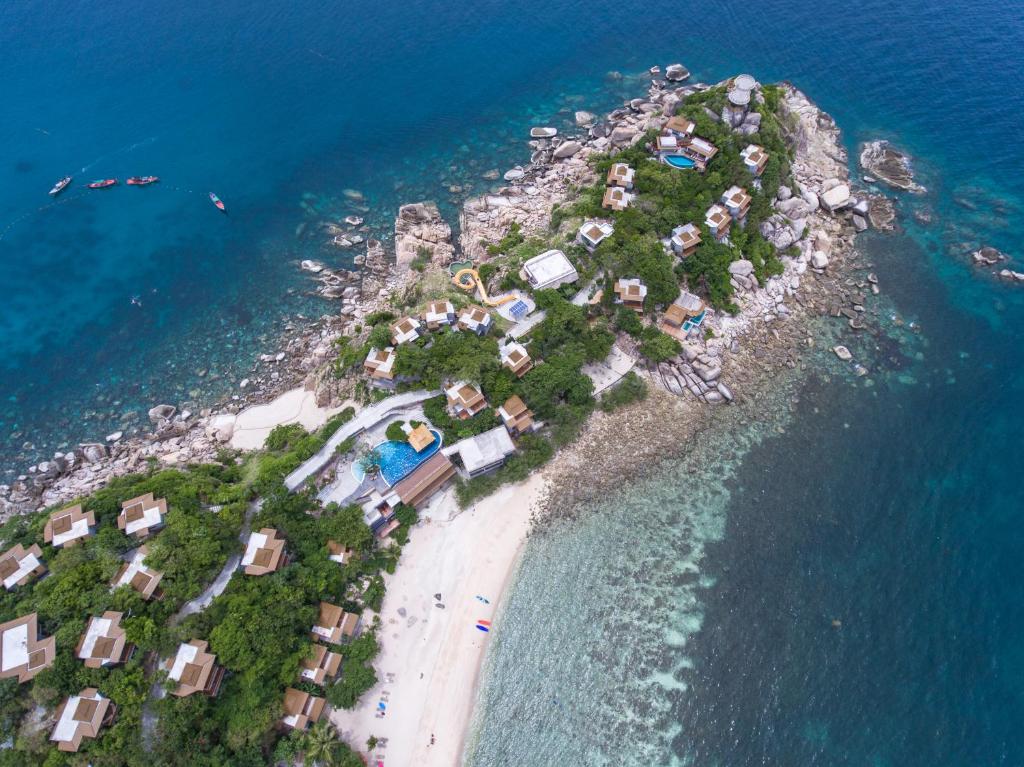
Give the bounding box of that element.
[394,202,454,272]
[859,140,926,193]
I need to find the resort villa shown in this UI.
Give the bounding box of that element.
[614,278,648,313]
[393,452,457,508]
[722,185,753,224]
[741,144,769,176]
[498,395,535,436]
[670,223,702,258]
[0,613,55,682]
[500,342,533,378]
[165,639,225,697]
[655,131,681,154]
[359,489,403,536]
[681,136,719,169]
[110,546,164,601]
[456,305,493,335]
[0,543,47,590]
[446,426,517,478]
[363,347,397,386]
[602,185,634,211]
[49,688,113,753]
[241,528,287,576]
[659,291,706,340]
[665,115,696,137]
[577,220,614,252]
[281,688,326,731]
[299,644,342,685]
[43,505,95,548]
[76,611,132,669]
[390,316,422,345]
[117,493,166,539]
[327,541,354,565]
[407,423,435,452]
[521,249,579,290]
[705,204,732,241]
[606,162,635,189]
[424,300,456,331]
[312,602,361,644]
[446,381,488,419]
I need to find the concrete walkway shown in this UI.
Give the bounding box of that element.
[284,390,440,492]
[583,345,636,394]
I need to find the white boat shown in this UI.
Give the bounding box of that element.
[49,176,72,196]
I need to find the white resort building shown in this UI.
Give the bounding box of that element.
[741,144,769,176]
[602,186,634,211]
[521,249,579,290]
[606,162,635,189]
[670,223,702,258]
[577,220,614,252]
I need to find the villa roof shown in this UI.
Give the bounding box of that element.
[111,546,163,600]
[722,185,752,215]
[614,278,648,306]
[242,528,286,576]
[407,424,435,453]
[446,381,487,417]
[50,688,111,752]
[705,204,731,230]
[447,426,517,476]
[43,505,95,548]
[741,144,768,173]
[327,540,354,565]
[424,301,455,326]
[165,639,220,697]
[75,611,129,669]
[685,137,718,160]
[602,186,632,211]
[579,220,613,245]
[0,543,46,590]
[282,688,326,731]
[391,316,422,344]
[457,305,491,333]
[118,493,167,538]
[0,612,55,683]
[665,115,696,135]
[606,162,634,187]
[655,132,679,151]
[522,249,579,290]
[498,395,535,435]
[312,602,361,644]
[671,223,701,253]
[364,346,396,379]
[501,342,533,377]
[393,452,457,508]
[299,644,342,685]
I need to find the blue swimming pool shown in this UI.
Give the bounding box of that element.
[352,429,443,486]
[664,154,696,169]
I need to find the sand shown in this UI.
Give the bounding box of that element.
[330,473,546,766]
[229,386,352,450]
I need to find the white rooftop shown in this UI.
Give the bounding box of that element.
[3,550,42,590]
[447,426,516,475]
[168,642,199,681]
[241,531,267,567]
[1,623,29,671]
[77,616,113,661]
[52,516,91,547]
[112,549,156,590]
[522,249,579,290]
[51,691,104,743]
[124,501,162,535]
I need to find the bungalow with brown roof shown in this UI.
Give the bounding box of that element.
[741,144,769,176]
[577,220,614,252]
[606,162,635,189]
[327,540,354,565]
[299,644,342,685]
[705,204,732,241]
[241,528,286,576]
[722,185,752,222]
[76,611,132,669]
[43,505,96,548]
[670,223,701,258]
[390,316,422,345]
[602,186,634,212]
[665,115,696,137]
[312,602,361,644]
[50,688,114,753]
[456,305,493,336]
[363,346,397,385]
[500,342,533,378]
[0,613,55,683]
[498,395,535,436]
[165,640,224,697]
[0,544,46,590]
[424,300,456,330]
[614,278,648,313]
[281,688,326,731]
[659,291,706,341]
[117,493,166,539]
[445,381,487,419]
[682,136,719,169]
[407,424,436,453]
[110,546,164,601]
[393,452,457,509]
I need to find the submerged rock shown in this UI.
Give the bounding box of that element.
[859,140,926,193]
[665,63,690,82]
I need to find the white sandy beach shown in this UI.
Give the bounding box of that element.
[331,474,545,766]
[228,386,352,450]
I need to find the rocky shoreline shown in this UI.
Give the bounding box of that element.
[0,68,892,518]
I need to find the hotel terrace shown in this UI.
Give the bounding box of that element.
[722,185,753,221]
[705,204,732,241]
[456,305,493,336]
[393,452,457,508]
[50,688,114,753]
[659,291,706,341]
[445,381,488,419]
[0,613,55,683]
[423,300,456,330]
[498,395,535,436]
[390,315,422,345]
[76,611,132,669]
[0,543,46,590]
[110,546,164,601]
[521,249,579,291]
[363,346,396,385]
[299,644,342,685]
[117,493,166,539]
[670,223,702,258]
[741,144,769,176]
[165,639,224,697]
[500,341,533,378]
[681,136,719,169]
[281,688,326,731]
[614,278,648,313]
[241,528,287,576]
[606,162,635,189]
[312,602,361,644]
[43,505,96,548]
[577,219,614,252]
[654,131,681,154]
[602,185,634,212]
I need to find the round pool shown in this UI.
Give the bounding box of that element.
[352,429,443,486]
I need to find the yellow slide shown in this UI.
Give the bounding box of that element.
[451,268,517,307]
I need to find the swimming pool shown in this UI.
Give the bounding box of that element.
[664,154,696,169]
[352,429,443,486]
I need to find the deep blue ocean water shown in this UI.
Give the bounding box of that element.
[3,0,1024,764]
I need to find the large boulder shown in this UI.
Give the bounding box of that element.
[610,126,638,146]
[148,404,176,423]
[574,111,597,126]
[728,259,755,277]
[665,63,690,82]
[819,184,851,213]
[552,140,583,159]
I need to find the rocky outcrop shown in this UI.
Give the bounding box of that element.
[394,202,454,272]
[859,140,926,193]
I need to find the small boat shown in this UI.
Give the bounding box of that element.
[209,192,226,212]
[87,179,117,189]
[49,176,72,196]
[126,176,159,186]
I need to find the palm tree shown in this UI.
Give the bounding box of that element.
[303,720,339,767]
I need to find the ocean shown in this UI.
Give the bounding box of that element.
[3,0,1024,764]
